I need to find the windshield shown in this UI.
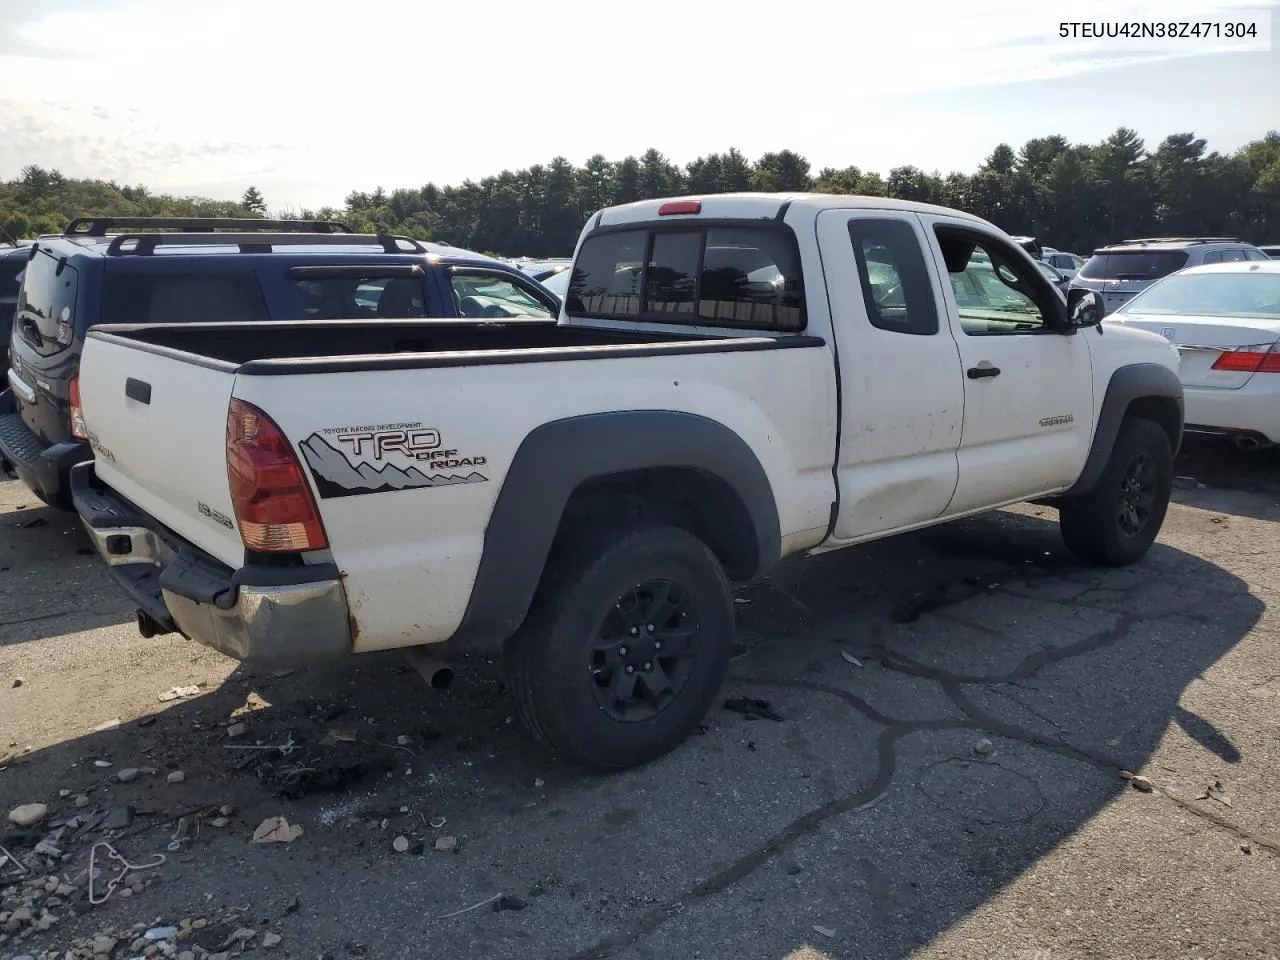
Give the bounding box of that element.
[1116,271,1280,319]
[1080,251,1189,281]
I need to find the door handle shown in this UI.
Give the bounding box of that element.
[967,364,1001,380]
[125,378,152,404]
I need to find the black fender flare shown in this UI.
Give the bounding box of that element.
[445,411,781,650]
[1064,363,1184,497]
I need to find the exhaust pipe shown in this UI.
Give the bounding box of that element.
[1232,434,1262,452]
[136,609,168,638]
[403,647,455,690]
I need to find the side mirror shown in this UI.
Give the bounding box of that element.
[1067,289,1105,328]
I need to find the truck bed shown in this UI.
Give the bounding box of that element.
[90,319,728,370]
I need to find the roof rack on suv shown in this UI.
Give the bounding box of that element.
[1113,236,1241,245]
[64,216,353,237]
[104,232,427,256]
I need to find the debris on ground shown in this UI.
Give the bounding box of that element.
[1126,774,1154,793]
[226,722,248,738]
[270,754,395,801]
[252,816,304,844]
[813,925,836,938]
[840,651,864,668]
[493,895,528,912]
[723,697,784,722]
[8,803,48,827]
[263,930,283,948]
[104,806,134,830]
[166,770,186,784]
[10,677,22,688]
[157,684,202,702]
[973,738,996,756]
[393,835,410,853]
[92,718,121,733]
[428,816,446,829]
[434,835,459,853]
[116,767,140,783]
[1199,780,1233,807]
[1241,842,1253,854]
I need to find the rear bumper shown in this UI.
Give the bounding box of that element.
[0,396,89,510]
[71,462,353,666]
[1183,380,1280,446]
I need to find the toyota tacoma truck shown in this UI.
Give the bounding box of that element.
[71,193,1184,769]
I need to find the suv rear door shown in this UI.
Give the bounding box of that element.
[1078,250,1189,309]
[8,246,82,446]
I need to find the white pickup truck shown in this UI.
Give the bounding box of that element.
[72,193,1184,769]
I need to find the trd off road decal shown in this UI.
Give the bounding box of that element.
[299,422,489,499]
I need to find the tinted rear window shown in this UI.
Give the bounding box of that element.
[293,275,428,319]
[16,249,79,356]
[100,272,269,326]
[1079,251,1189,281]
[567,226,804,330]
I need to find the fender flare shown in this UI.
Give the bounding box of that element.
[1065,363,1184,497]
[445,410,781,650]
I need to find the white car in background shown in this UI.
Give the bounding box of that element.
[1105,260,1280,450]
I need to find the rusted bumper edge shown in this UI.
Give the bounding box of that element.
[70,462,352,667]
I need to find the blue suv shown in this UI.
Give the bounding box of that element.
[1,217,559,508]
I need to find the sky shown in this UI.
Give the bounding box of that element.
[0,0,1277,211]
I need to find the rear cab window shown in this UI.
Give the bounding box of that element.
[1079,250,1189,281]
[15,248,80,356]
[566,225,804,330]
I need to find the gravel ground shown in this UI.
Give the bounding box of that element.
[2,440,1279,960]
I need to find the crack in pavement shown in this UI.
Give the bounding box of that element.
[567,579,1271,959]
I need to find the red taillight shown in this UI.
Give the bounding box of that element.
[226,398,328,552]
[1211,342,1280,374]
[69,375,88,440]
[658,200,701,216]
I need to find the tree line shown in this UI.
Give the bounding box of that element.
[3,127,1278,258]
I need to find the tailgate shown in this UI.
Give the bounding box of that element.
[1114,313,1280,389]
[77,333,245,566]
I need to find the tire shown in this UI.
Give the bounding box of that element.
[1059,416,1173,566]
[506,524,734,769]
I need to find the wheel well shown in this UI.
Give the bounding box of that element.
[1125,396,1182,454]
[550,467,761,583]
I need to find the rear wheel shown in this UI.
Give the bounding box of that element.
[1059,417,1173,566]
[506,525,733,769]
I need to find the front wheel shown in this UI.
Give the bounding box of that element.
[1059,417,1173,566]
[506,525,734,769]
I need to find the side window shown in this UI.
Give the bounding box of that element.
[847,218,938,335]
[1219,249,1245,263]
[451,272,554,319]
[292,275,428,319]
[1243,249,1268,261]
[934,227,1053,336]
[1201,251,1223,264]
[102,272,268,326]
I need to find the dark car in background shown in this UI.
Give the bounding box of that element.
[1069,237,1269,311]
[1,217,559,508]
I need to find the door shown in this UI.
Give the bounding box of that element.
[919,217,1095,514]
[815,209,966,543]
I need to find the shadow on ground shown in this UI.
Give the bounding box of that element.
[0,495,1266,959]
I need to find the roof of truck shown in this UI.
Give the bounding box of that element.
[595,192,993,227]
